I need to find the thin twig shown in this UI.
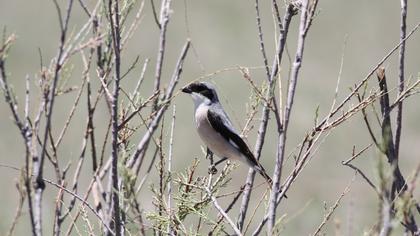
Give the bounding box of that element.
[55,51,90,148]
[58,50,99,221]
[395,0,407,159]
[389,79,420,110]
[255,0,271,81]
[121,0,146,46]
[118,91,159,130]
[152,0,172,109]
[150,0,161,29]
[45,178,115,235]
[35,1,74,235]
[1,37,39,235]
[126,40,190,169]
[312,174,355,236]
[341,145,377,194]
[344,163,378,193]
[316,19,420,132]
[205,187,243,236]
[6,177,26,236]
[243,188,269,235]
[77,0,91,17]
[211,185,245,233]
[167,106,176,235]
[253,127,331,235]
[0,164,114,235]
[131,58,149,99]
[357,93,379,147]
[0,34,24,131]
[342,143,373,165]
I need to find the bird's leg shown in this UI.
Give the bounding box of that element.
[207,148,217,174]
[206,148,217,174]
[206,148,229,174]
[213,157,228,167]
[208,157,228,174]
[205,147,214,162]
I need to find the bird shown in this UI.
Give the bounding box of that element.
[182,81,273,187]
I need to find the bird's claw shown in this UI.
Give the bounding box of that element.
[208,165,218,174]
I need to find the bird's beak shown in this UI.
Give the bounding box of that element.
[181,86,192,94]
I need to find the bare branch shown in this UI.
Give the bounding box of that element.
[268,1,318,233]
[33,1,74,235]
[205,187,243,236]
[126,40,190,169]
[395,0,407,159]
[108,0,122,234]
[44,178,114,235]
[6,176,26,236]
[376,67,418,233]
[237,3,295,230]
[316,19,420,132]
[152,0,172,109]
[167,106,176,234]
[312,175,355,236]
[342,144,373,165]
[0,163,114,235]
[0,34,24,131]
[54,56,89,148]
[255,0,271,81]
[150,0,162,29]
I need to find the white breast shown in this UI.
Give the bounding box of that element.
[194,104,243,162]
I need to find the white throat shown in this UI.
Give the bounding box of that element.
[191,92,211,111]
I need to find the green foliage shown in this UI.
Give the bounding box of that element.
[146,158,236,235]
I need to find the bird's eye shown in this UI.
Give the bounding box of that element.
[188,84,204,92]
[201,89,214,100]
[196,84,207,92]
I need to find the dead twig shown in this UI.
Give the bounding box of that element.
[312,174,355,236]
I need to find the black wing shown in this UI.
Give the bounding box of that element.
[206,109,258,167]
[207,108,273,186]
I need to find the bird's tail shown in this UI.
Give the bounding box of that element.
[254,164,272,189]
[254,164,288,198]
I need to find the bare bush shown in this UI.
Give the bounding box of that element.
[0,0,419,235]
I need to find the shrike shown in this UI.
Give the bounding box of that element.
[182,82,272,186]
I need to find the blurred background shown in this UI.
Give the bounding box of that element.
[0,0,419,235]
